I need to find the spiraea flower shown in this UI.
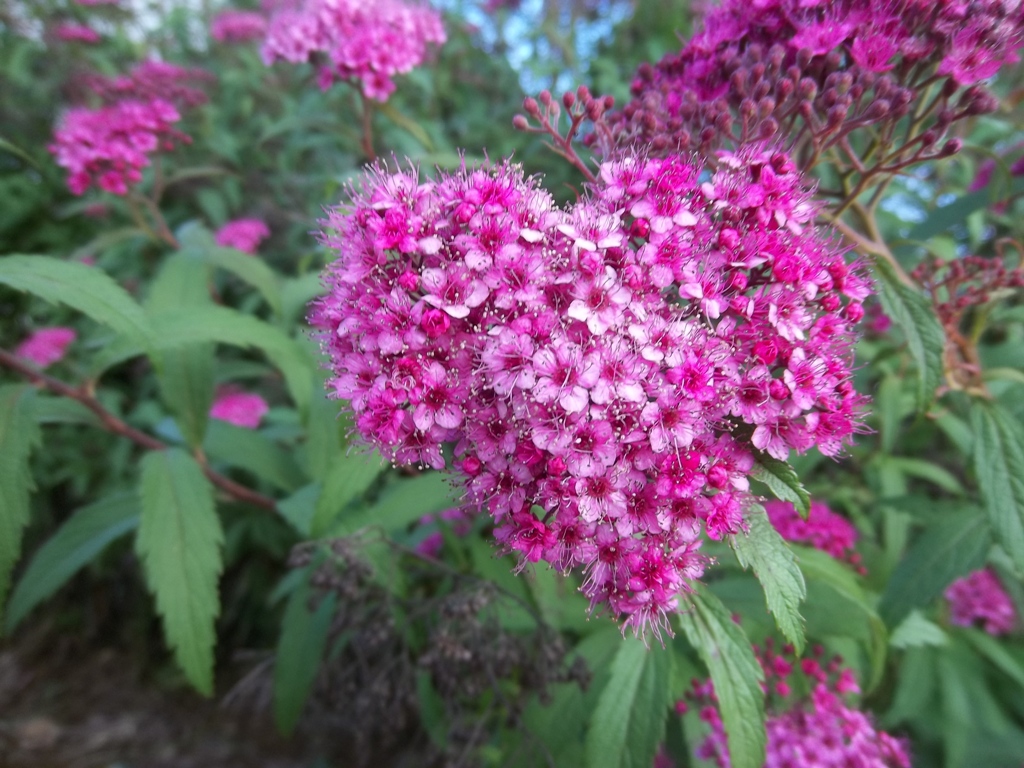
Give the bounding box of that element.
[49,99,188,195]
[687,640,911,768]
[310,147,868,637]
[84,59,212,110]
[262,0,446,101]
[598,0,1022,165]
[764,499,863,572]
[211,10,268,43]
[215,218,271,254]
[209,389,270,429]
[16,327,77,369]
[946,568,1017,636]
[55,23,101,43]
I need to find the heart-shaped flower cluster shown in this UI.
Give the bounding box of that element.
[310,147,868,636]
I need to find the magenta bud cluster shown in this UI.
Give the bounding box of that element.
[262,0,446,102]
[946,567,1017,635]
[310,147,868,636]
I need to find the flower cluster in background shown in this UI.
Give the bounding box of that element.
[311,145,868,635]
[262,0,446,101]
[211,9,268,44]
[49,61,211,196]
[15,327,77,369]
[946,567,1017,635]
[686,640,910,768]
[597,0,1022,167]
[764,498,863,572]
[54,23,101,44]
[215,218,271,254]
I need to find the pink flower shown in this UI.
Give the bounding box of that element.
[215,218,271,254]
[688,641,911,768]
[310,150,868,637]
[262,0,446,101]
[15,327,76,369]
[49,99,187,196]
[765,498,862,571]
[209,390,269,429]
[946,568,1017,635]
[55,24,101,43]
[211,10,268,43]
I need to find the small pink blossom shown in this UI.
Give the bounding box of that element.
[15,327,76,369]
[211,10,268,43]
[209,390,269,429]
[946,567,1017,635]
[215,218,271,254]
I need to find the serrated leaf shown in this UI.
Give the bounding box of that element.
[273,574,336,735]
[89,306,313,413]
[203,420,305,493]
[731,505,806,651]
[0,256,152,346]
[971,401,1024,573]
[31,395,101,427]
[311,452,385,536]
[0,386,41,612]
[5,493,138,632]
[136,449,224,695]
[678,585,765,768]
[177,223,283,317]
[873,256,945,410]
[584,638,675,768]
[878,508,990,626]
[751,454,810,517]
[796,546,887,689]
[332,471,458,537]
[890,610,948,649]
[147,253,215,448]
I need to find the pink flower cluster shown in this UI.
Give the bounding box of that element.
[310,148,868,635]
[414,507,474,558]
[209,389,269,429]
[50,100,187,195]
[601,0,1021,158]
[85,60,212,110]
[764,499,863,572]
[215,218,271,254]
[211,10,268,43]
[55,23,101,43]
[262,0,446,101]
[16,327,77,369]
[945,568,1016,636]
[688,640,910,768]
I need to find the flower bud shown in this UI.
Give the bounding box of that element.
[759,118,779,138]
[562,90,576,109]
[939,138,963,157]
[798,77,818,101]
[538,89,553,106]
[523,96,540,117]
[512,114,529,130]
[864,99,890,120]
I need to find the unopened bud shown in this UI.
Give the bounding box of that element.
[919,129,937,147]
[577,84,592,101]
[939,138,963,157]
[776,78,795,102]
[759,118,779,138]
[758,97,776,119]
[523,97,540,117]
[538,89,553,106]
[798,77,818,101]
[512,114,529,130]
[562,91,575,109]
[865,99,891,120]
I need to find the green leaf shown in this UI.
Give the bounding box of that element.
[311,452,385,536]
[751,454,810,517]
[273,573,336,735]
[971,401,1024,573]
[796,546,887,689]
[91,306,314,413]
[678,585,766,768]
[332,471,458,537]
[282,272,324,325]
[31,395,101,427]
[203,420,305,494]
[4,493,138,632]
[890,610,948,650]
[884,457,965,495]
[0,256,152,346]
[731,505,806,651]
[177,224,283,317]
[584,638,675,768]
[878,508,990,626]
[278,483,321,537]
[0,386,41,612]
[147,253,215,448]
[873,256,945,410]
[136,449,224,695]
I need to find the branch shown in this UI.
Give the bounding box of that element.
[0,348,278,512]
